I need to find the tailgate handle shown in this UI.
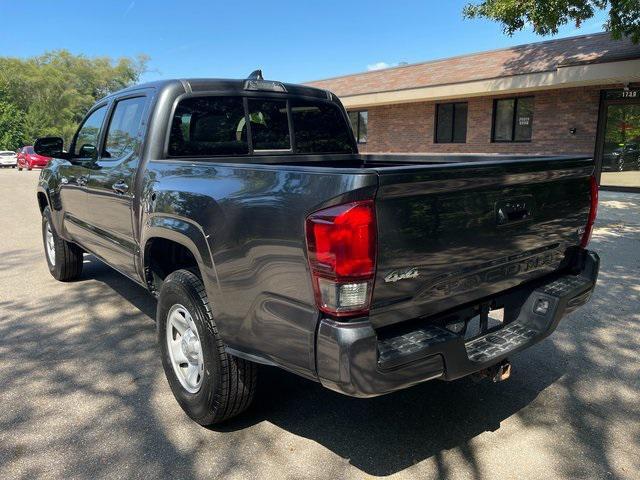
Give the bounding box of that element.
[496,198,533,225]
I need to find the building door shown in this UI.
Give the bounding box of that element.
[596,88,640,190]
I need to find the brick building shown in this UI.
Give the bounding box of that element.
[307,33,640,189]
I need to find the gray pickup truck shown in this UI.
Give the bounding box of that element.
[34,73,600,425]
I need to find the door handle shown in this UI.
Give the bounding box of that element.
[112,181,129,194]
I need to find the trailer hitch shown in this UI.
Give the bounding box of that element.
[475,359,512,383]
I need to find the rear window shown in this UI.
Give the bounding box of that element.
[168,95,355,157]
[169,97,248,156]
[291,100,355,153]
[247,99,291,151]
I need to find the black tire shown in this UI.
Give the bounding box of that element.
[42,206,83,281]
[18,166,22,171]
[157,269,257,425]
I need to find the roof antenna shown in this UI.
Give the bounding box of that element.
[248,69,263,80]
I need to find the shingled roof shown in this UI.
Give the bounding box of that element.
[306,33,640,98]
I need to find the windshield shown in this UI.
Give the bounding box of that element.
[169,96,356,157]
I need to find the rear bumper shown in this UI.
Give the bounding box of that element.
[316,250,599,397]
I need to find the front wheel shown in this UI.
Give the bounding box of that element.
[42,206,83,281]
[157,269,257,425]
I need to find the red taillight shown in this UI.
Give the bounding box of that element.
[306,200,376,317]
[580,176,599,248]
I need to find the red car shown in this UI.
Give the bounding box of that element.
[17,146,51,170]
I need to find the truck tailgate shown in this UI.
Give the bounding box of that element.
[370,156,594,329]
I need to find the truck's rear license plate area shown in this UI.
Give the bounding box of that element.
[463,307,505,340]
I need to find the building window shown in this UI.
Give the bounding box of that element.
[348,110,368,143]
[435,102,468,143]
[493,97,534,142]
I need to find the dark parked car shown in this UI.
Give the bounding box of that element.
[34,75,600,425]
[602,140,640,172]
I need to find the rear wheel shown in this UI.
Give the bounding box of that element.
[42,206,83,281]
[157,269,257,425]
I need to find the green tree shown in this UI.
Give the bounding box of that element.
[464,0,640,43]
[0,100,26,150]
[0,50,148,147]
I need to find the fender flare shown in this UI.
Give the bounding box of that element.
[36,185,49,211]
[140,214,222,300]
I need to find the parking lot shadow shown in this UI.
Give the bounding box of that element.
[215,359,558,476]
[82,255,157,319]
[72,252,640,479]
[79,256,561,477]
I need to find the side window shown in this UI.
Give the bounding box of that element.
[73,106,107,158]
[169,96,248,156]
[103,97,147,160]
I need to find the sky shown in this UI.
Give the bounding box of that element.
[0,0,609,84]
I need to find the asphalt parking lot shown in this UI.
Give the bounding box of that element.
[0,169,638,480]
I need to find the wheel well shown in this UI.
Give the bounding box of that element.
[37,192,48,213]
[144,237,200,293]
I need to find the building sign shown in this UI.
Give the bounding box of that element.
[604,89,640,100]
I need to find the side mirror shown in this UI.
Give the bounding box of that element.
[34,137,65,158]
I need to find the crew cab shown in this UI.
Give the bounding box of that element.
[34,74,600,425]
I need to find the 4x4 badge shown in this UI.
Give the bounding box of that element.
[385,268,420,283]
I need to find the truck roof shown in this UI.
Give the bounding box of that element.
[100,78,333,102]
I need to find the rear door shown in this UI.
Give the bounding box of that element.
[84,94,149,278]
[59,104,109,245]
[369,157,594,328]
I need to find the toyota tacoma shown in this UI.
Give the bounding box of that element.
[34,73,600,425]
